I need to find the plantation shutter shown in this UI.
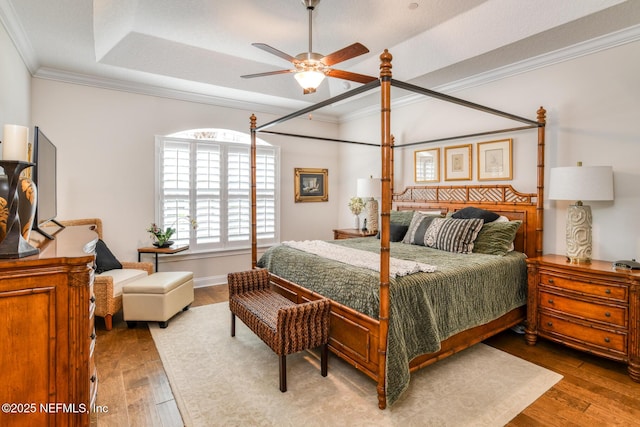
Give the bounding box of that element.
[256,147,276,239]
[227,145,250,242]
[160,140,191,242]
[156,131,279,251]
[195,142,221,244]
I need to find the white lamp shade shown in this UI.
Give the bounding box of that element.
[357,177,381,198]
[548,166,613,201]
[294,70,325,91]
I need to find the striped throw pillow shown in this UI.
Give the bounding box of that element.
[424,217,484,254]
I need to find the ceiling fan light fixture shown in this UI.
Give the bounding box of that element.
[294,70,326,92]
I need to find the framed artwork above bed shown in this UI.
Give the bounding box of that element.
[477,138,513,180]
[294,168,328,202]
[444,144,472,181]
[414,148,440,182]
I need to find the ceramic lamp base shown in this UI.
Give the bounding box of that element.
[565,204,592,264]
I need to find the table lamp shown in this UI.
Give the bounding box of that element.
[548,162,613,264]
[357,177,381,233]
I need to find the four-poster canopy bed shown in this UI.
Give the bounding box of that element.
[247,49,546,409]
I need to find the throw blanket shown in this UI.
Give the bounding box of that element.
[283,240,436,277]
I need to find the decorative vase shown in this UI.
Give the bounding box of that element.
[153,240,174,248]
[0,174,37,242]
[0,161,39,258]
[353,214,360,230]
[18,175,37,241]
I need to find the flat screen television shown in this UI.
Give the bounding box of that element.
[32,126,63,239]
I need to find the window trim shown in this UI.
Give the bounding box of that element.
[154,130,280,252]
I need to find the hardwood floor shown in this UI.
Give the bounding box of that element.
[94,284,640,426]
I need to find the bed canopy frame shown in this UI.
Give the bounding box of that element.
[248,49,546,409]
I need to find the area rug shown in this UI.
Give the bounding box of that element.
[149,303,562,427]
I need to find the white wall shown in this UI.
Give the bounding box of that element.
[5,21,639,279]
[339,40,640,262]
[30,79,340,285]
[0,22,30,153]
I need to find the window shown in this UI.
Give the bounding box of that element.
[156,129,279,251]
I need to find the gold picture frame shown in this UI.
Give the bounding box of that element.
[414,148,440,182]
[477,139,513,181]
[294,168,328,202]
[444,144,471,181]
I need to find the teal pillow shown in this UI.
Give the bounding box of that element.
[473,220,522,256]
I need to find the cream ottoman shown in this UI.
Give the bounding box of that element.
[123,271,194,328]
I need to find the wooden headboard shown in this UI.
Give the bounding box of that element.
[393,185,540,258]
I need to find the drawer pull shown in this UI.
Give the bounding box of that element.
[548,299,554,304]
[605,289,611,294]
[546,321,553,327]
[90,375,97,383]
[90,296,96,303]
[90,333,96,340]
[605,312,611,317]
[604,337,610,343]
[548,278,554,284]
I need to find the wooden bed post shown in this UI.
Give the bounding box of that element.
[536,107,546,257]
[378,49,393,410]
[390,135,395,196]
[250,114,258,268]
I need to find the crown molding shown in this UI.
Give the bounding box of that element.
[33,67,339,124]
[0,0,38,71]
[340,24,640,123]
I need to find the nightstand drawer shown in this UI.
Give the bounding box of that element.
[539,290,626,327]
[539,313,626,354]
[540,273,627,300]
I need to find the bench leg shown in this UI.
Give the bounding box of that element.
[321,343,328,377]
[230,312,236,337]
[279,355,287,392]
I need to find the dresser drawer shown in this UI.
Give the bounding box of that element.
[539,290,626,327]
[540,273,627,300]
[539,313,626,354]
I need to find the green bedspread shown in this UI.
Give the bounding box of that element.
[257,237,527,405]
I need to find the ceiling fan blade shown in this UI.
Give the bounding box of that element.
[326,69,377,84]
[252,43,299,64]
[241,69,295,79]
[321,42,369,67]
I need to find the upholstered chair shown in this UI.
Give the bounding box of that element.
[57,218,153,330]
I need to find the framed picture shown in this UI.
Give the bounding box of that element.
[444,144,471,181]
[477,139,513,180]
[294,168,328,202]
[414,148,440,182]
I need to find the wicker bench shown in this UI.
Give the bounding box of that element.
[228,269,331,392]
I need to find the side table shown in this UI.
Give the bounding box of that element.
[333,228,377,240]
[138,244,189,272]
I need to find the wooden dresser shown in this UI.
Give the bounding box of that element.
[0,225,98,427]
[525,254,640,382]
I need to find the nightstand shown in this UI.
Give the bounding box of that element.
[525,254,640,382]
[333,228,377,240]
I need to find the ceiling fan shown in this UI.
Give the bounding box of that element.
[241,0,377,94]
